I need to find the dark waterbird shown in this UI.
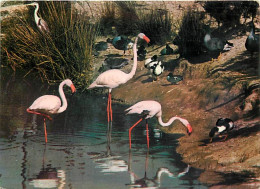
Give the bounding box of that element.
[107,35,133,55]
[98,57,129,72]
[94,41,108,51]
[167,73,183,85]
[209,118,235,142]
[160,44,174,55]
[137,45,147,60]
[245,21,259,55]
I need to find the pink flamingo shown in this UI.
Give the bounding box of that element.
[125,100,193,149]
[87,33,150,122]
[27,79,76,143]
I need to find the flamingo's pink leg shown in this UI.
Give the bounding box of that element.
[109,93,113,122]
[27,109,52,120]
[44,118,48,143]
[146,120,149,149]
[129,118,143,149]
[107,94,110,122]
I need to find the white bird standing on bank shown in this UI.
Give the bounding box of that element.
[125,100,193,149]
[88,33,150,122]
[30,2,50,33]
[27,79,76,143]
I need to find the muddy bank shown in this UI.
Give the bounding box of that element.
[106,35,260,186]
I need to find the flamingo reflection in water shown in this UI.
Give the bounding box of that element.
[29,146,66,189]
[88,122,128,173]
[127,151,190,188]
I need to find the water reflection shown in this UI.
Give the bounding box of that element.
[127,151,190,188]
[88,122,128,174]
[29,146,66,188]
[0,76,207,188]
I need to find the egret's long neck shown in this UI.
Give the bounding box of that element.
[128,37,138,78]
[157,114,189,128]
[57,81,68,113]
[34,4,40,23]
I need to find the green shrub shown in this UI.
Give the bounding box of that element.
[138,9,174,45]
[114,1,139,35]
[99,2,117,36]
[203,1,259,26]
[1,1,98,89]
[173,7,206,57]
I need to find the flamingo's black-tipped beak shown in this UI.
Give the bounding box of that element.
[187,124,192,136]
[71,84,76,93]
[143,36,150,43]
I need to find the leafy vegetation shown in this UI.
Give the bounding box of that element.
[203,1,259,26]
[1,1,99,89]
[173,7,206,57]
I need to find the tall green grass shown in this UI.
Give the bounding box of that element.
[173,7,206,57]
[1,1,99,89]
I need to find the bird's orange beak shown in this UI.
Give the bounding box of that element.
[187,124,192,136]
[71,84,76,93]
[143,36,150,43]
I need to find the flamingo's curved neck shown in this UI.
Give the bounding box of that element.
[34,4,40,23]
[157,113,188,128]
[128,37,138,79]
[155,169,171,183]
[57,81,68,113]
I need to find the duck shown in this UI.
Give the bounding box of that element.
[94,41,108,51]
[245,21,259,55]
[144,55,158,69]
[209,118,235,142]
[160,44,174,55]
[204,31,233,60]
[167,73,183,84]
[98,57,129,72]
[137,45,147,60]
[107,35,133,55]
[150,61,164,81]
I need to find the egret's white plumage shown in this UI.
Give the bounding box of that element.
[30,2,50,33]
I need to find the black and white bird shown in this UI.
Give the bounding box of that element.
[245,21,259,55]
[209,118,235,142]
[144,55,158,69]
[150,61,164,81]
[167,73,183,85]
[30,2,50,33]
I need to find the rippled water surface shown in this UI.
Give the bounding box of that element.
[0,76,207,189]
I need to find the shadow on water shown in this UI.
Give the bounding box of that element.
[0,74,206,188]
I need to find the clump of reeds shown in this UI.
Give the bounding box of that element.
[114,1,139,36]
[173,7,206,57]
[1,1,98,89]
[138,8,174,45]
[98,2,174,45]
[99,2,117,36]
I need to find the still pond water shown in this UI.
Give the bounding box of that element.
[0,75,207,189]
